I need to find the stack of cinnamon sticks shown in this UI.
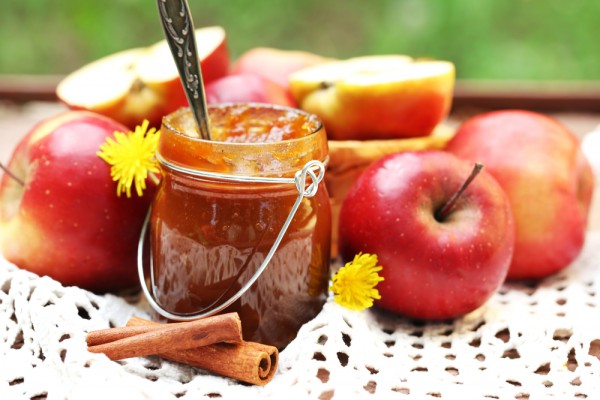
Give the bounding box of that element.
[86,312,278,386]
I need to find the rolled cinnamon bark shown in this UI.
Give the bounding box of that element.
[87,313,242,360]
[126,317,278,386]
[86,315,278,385]
[87,325,162,347]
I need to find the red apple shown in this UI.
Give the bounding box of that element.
[231,47,332,92]
[0,111,155,292]
[57,26,229,129]
[205,73,295,107]
[338,151,514,320]
[445,110,595,280]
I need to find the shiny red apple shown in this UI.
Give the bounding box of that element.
[338,151,515,319]
[0,111,155,292]
[445,110,595,279]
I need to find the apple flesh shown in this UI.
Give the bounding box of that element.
[338,151,514,320]
[0,111,155,293]
[231,47,332,93]
[289,56,455,141]
[205,74,295,107]
[57,26,229,129]
[445,110,595,280]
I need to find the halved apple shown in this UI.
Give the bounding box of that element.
[57,26,229,129]
[289,56,455,141]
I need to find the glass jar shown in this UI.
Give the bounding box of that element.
[149,103,331,349]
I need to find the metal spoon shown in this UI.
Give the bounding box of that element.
[156,0,211,139]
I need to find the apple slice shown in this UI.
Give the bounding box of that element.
[289,56,455,141]
[56,48,150,129]
[57,26,229,130]
[290,55,413,102]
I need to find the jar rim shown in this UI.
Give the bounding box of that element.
[161,103,324,147]
[157,103,328,178]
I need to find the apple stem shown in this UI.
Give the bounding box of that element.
[0,162,24,186]
[435,162,484,222]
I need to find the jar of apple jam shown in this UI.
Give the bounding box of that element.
[148,103,331,349]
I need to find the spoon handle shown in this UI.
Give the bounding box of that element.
[157,0,211,139]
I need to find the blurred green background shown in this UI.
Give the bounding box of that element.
[2,0,599,80]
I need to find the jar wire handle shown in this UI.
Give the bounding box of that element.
[137,160,326,321]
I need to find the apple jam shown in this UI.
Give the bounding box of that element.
[150,104,331,349]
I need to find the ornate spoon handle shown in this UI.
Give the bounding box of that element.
[157,0,211,139]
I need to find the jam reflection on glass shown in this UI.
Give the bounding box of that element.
[150,104,331,349]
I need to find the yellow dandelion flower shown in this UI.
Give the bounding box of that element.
[330,252,384,311]
[97,120,160,198]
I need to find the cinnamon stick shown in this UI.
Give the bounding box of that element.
[128,317,278,385]
[88,316,279,385]
[87,312,242,360]
[87,325,158,347]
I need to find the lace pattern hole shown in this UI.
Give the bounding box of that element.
[337,352,349,367]
[317,368,329,383]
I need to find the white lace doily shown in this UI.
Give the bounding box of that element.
[0,227,599,400]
